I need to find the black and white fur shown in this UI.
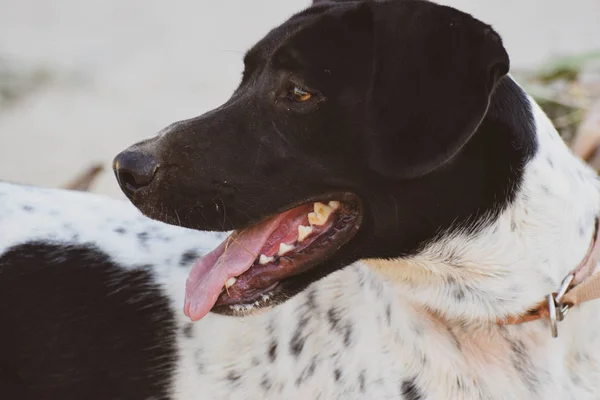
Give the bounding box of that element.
[2,86,600,400]
[3,2,600,400]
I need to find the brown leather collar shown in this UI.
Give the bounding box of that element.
[499,218,600,337]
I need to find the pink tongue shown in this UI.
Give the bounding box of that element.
[184,212,291,321]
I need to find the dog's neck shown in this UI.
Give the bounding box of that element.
[365,78,600,325]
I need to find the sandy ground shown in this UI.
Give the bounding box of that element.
[0,0,599,199]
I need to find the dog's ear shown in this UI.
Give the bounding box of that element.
[366,1,509,179]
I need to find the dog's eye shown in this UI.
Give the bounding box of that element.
[288,86,312,103]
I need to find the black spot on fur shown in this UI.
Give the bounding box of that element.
[444,248,462,267]
[137,231,149,247]
[510,219,517,232]
[343,323,353,347]
[327,307,353,347]
[541,185,550,194]
[507,337,539,393]
[368,275,384,297]
[327,308,341,331]
[453,287,465,301]
[401,378,423,400]
[290,326,307,357]
[266,318,276,336]
[261,374,272,391]
[182,323,194,338]
[114,227,127,235]
[385,303,392,326]
[252,357,260,367]
[296,355,318,386]
[358,369,366,392]
[547,157,554,168]
[268,340,278,362]
[180,250,199,266]
[334,368,342,382]
[0,242,177,399]
[305,288,318,310]
[226,371,241,385]
[194,349,205,374]
[290,305,311,357]
[22,205,34,212]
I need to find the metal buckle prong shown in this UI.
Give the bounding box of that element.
[549,273,575,338]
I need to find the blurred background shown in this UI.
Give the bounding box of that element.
[1,0,599,199]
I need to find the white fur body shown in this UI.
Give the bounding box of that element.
[1,88,599,399]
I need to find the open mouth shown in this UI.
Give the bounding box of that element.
[184,196,362,320]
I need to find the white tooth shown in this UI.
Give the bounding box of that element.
[309,202,333,226]
[314,202,334,220]
[225,277,237,288]
[328,201,340,210]
[278,242,295,255]
[298,225,313,242]
[314,201,329,213]
[259,254,274,265]
[308,212,325,226]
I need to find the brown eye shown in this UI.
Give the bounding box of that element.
[289,86,312,102]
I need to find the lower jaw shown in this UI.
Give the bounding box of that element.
[212,282,283,315]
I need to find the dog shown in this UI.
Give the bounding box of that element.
[2,0,600,399]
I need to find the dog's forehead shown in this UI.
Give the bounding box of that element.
[243,3,354,67]
[243,0,456,70]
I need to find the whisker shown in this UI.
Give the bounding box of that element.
[174,209,182,227]
[219,197,228,231]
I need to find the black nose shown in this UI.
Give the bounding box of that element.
[112,150,159,198]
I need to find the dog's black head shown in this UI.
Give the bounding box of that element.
[114,0,535,320]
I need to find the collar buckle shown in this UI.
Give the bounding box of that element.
[548,273,575,338]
